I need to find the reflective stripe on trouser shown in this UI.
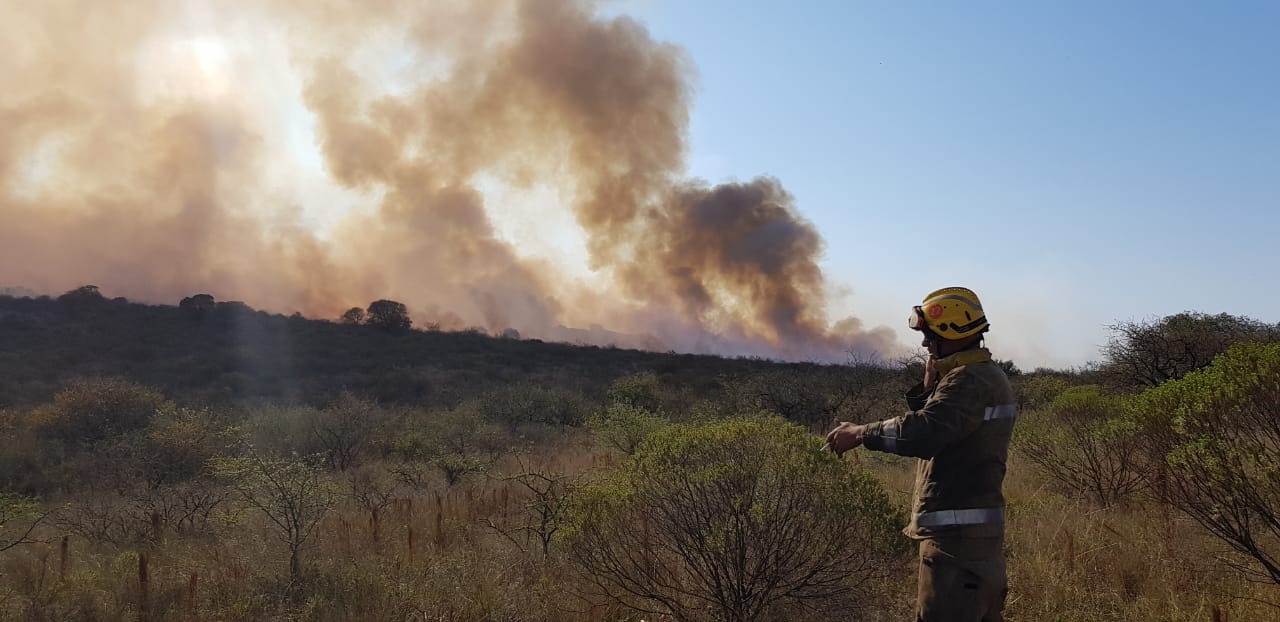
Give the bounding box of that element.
[915,506,1005,529]
[917,537,1007,622]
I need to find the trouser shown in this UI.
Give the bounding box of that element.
[915,536,1007,622]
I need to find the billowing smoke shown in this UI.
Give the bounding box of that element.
[0,0,897,361]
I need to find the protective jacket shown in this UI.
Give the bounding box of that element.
[862,348,1016,539]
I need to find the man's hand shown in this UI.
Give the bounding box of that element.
[825,422,867,456]
[924,356,938,389]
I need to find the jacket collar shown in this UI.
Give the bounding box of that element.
[934,347,993,376]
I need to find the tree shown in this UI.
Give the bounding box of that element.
[57,285,105,305]
[178,293,216,315]
[211,453,338,581]
[1134,342,1280,585]
[564,416,907,621]
[1015,386,1145,506]
[365,299,411,331]
[1103,312,1279,388]
[339,307,365,324]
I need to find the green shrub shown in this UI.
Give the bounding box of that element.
[565,416,907,621]
[1015,385,1145,506]
[585,402,668,455]
[1018,375,1073,410]
[605,372,662,411]
[392,405,501,487]
[1134,342,1280,584]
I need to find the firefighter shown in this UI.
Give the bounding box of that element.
[826,287,1015,622]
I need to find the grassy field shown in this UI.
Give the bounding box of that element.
[1,437,1277,621]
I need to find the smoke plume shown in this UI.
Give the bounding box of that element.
[0,0,896,361]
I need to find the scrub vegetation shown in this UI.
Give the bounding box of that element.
[1,289,1278,620]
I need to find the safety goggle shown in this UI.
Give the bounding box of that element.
[908,306,927,330]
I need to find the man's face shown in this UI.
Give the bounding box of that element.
[920,333,940,357]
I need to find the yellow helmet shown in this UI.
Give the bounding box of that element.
[908,287,989,340]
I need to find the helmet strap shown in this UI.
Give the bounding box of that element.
[931,332,985,357]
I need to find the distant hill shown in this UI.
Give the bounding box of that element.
[0,290,849,410]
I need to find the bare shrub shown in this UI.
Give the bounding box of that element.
[0,494,47,553]
[53,495,146,546]
[211,453,338,580]
[724,360,897,433]
[484,454,580,559]
[308,392,390,471]
[347,465,404,543]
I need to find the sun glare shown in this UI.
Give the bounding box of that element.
[136,34,235,100]
[182,36,232,96]
[187,36,230,75]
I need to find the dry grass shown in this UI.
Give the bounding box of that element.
[2,439,1279,621]
[854,450,1280,622]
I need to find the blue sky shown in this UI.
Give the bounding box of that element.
[609,0,1280,368]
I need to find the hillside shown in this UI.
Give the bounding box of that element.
[0,288,865,410]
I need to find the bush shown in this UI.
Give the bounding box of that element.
[1134,342,1280,584]
[1018,374,1073,410]
[564,416,907,621]
[1015,386,1145,507]
[33,378,171,445]
[585,402,668,455]
[723,364,895,433]
[392,405,502,487]
[307,392,390,471]
[140,405,239,485]
[478,384,594,429]
[605,372,662,411]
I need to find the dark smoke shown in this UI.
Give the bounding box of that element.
[0,0,897,361]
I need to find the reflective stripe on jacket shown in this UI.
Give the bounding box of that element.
[862,348,1016,539]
